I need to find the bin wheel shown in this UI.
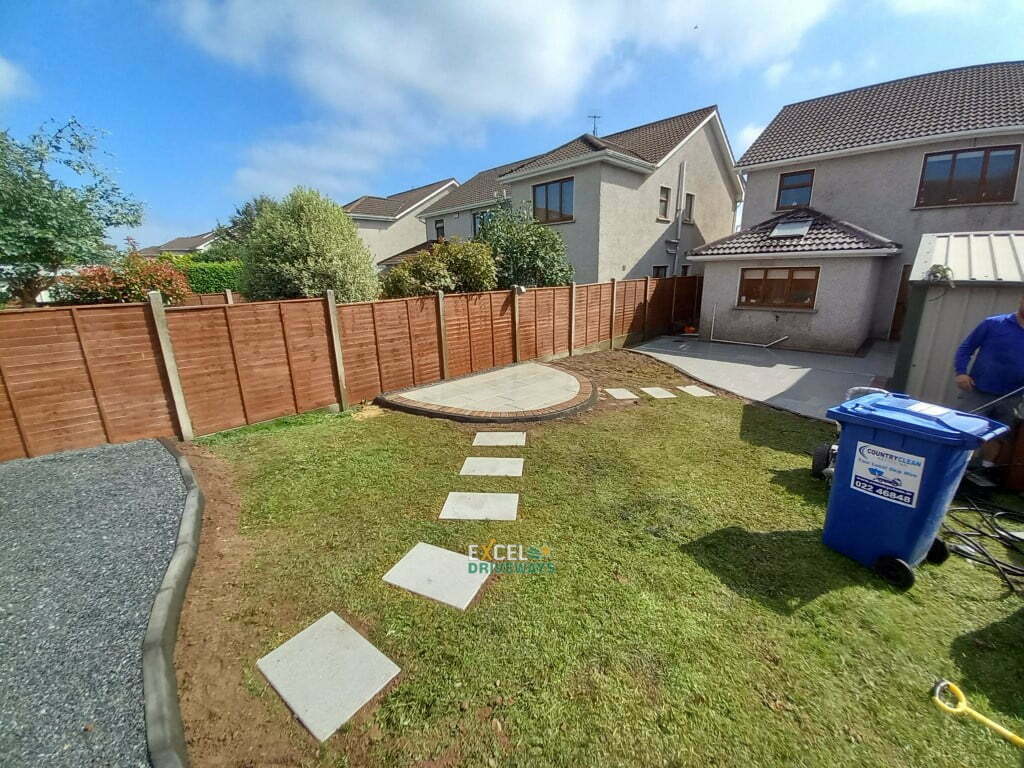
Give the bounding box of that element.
[810,442,832,479]
[926,538,950,565]
[874,556,916,590]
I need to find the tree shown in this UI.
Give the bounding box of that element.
[200,195,274,262]
[241,187,379,302]
[0,119,143,306]
[381,238,496,298]
[475,201,574,289]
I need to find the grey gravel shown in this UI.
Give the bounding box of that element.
[0,440,186,767]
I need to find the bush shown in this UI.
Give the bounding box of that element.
[381,239,496,298]
[52,255,190,305]
[241,187,379,302]
[186,260,242,294]
[476,201,574,289]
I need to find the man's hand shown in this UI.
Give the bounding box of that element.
[955,374,975,392]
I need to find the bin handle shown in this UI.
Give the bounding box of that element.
[852,399,1009,442]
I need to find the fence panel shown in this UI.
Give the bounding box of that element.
[674,275,703,326]
[444,294,472,377]
[229,303,298,423]
[467,293,496,371]
[489,292,515,367]
[338,303,382,403]
[407,296,442,386]
[518,290,537,361]
[371,300,416,392]
[0,366,24,461]
[167,306,248,435]
[281,300,337,412]
[647,278,674,334]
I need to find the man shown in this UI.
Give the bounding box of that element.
[954,294,1024,465]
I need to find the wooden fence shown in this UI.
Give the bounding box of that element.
[0,276,701,461]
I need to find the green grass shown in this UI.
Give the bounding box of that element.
[201,395,1024,767]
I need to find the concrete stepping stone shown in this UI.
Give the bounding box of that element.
[679,384,715,398]
[256,612,400,742]
[473,431,526,447]
[639,387,676,399]
[605,388,638,400]
[460,457,524,477]
[440,491,519,520]
[383,542,489,610]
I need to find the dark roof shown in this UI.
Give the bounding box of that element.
[504,106,717,176]
[138,230,218,255]
[378,240,438,268]
[345,177,456,218]
[420,158,535,216]
[691,207,900,258]
[738,61,1024,167]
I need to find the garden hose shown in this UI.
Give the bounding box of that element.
[932,680,1024,749]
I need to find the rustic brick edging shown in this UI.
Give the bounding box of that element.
[376,364,596,423]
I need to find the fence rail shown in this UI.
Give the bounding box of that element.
[0,276,701,460]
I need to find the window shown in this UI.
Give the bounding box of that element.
[738,267,819,309]
[471,210,488,237]
[434,219,445,239]
[916,145,1020,207]
[658,186,671,220]
[683,193,695,223]
[776,170,814,209]
[653,265,668,278]
[532,177,574,223]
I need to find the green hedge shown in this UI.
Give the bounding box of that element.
[186,260,242,294]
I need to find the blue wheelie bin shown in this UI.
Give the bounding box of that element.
[823,392,1007,589]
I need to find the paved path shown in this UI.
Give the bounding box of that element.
[633,337,897,420]
[0,440,186,767]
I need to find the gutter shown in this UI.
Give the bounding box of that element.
[688,247,901,262]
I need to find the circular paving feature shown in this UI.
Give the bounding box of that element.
[376,363,595,422]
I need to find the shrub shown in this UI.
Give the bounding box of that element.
[52,254,190,305]
[476,201,574,289]
[381,238,496,298]
[186,260,243,294]
[241,187,379,302]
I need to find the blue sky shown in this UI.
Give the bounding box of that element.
[2,0,1022,249]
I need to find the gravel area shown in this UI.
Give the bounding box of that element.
[0,440,186,767]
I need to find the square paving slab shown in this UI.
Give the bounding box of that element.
[605,388,638,400]
[679,385,715,398]
[639,387,676,399]
[256,612,400,742]
[473,431,527,447]
[440,491,519,520]
[460,457,524,476]
[383,542,489,609]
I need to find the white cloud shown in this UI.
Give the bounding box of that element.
[737,123,766,155]
[763,61,792,87]
[885,0,969,12]
[169,0,838,197]
[0,55,32,103]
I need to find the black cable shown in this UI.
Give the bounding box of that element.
[941,494,1024,595]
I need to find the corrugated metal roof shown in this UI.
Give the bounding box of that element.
[910,232,1024,284]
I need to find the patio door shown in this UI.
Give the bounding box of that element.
[889,264,912,340]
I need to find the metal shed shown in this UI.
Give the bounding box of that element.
[891,231,1024,406]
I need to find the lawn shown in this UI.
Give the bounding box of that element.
[178,352,1024,767]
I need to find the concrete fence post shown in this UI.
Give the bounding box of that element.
[435,290,449,379]
[325,290,349,411]
[609,278,617,350]
[642,276,651,341]
[512,286,521,363]
[148,291,193,441]
[568,282,577,356]
[224,289,234,305]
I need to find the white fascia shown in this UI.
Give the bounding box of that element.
[688,247,900,262]
[657,109,745,203]
[499,150,655,183]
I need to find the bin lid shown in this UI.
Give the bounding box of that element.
[827,392,1008,447]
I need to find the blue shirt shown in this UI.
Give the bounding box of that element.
[954,313,1024,395]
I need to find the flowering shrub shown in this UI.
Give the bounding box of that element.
[53,255,190,305]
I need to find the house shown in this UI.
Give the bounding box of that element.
[138,230,219,257]
[690,60,1024,354]
[419,107,744,283]
[344,178,458,266]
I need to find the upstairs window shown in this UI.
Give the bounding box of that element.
[532,178,574,223]
[776,170,814,209]
[683,193,695,223]
[658,186,671,220]
[435,219,445,239]
[738,267,819,309]
[917,146,1020,207]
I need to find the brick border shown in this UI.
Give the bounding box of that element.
[375,364,596,423]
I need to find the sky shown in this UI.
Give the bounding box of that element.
[1,0,1023,249]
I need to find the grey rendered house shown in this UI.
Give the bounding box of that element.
[418,106,744,283]
[689,61,1024,354]
[344,178,458,266]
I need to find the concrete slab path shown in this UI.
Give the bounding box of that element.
[473,432,526,446]
[383,543,489,610]
[634,337,897,420]
[256,612,400,742]
[640,387,676,399]
[679,385,715,398]
[460,457,524,477]
[440,492,519,520]
[605,388,639,400]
